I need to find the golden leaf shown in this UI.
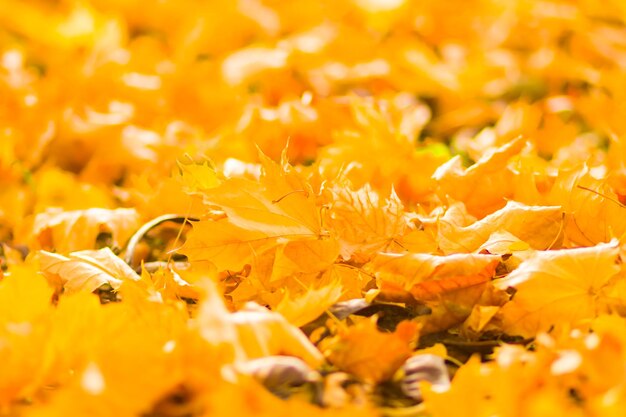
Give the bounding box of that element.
[328,183,406,262]
[24,208,141,254]
[549,165,626,246]
[372,251,500,290]
[275,281,343,327]
[195,280,324,367]
[182,152,331,272]
[496,241,621,337]
[36,247,140,294]
[437,201,564,254]
[433,137,526,217]
[325,318,419,383]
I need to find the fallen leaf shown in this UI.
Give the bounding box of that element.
[437,200,564,254]
[328,183,406,262]
[549,165,626,246]
[496,240,621,337]
[325,318,419,383]
[195,280,324,367]
[433,137,526,217]
[36,247,141,294]
[182,152,329,272]
[25,208,141,254]
[276,281,343,327]
[372,251,501,291]
[410,261,504,334]
[177,159,221,194]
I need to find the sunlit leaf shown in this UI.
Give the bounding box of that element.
[36,247,141,294]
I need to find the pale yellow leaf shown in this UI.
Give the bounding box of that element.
[36,248,140,294]
[275,281,342,327]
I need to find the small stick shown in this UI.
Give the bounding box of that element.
[123,214,198,268]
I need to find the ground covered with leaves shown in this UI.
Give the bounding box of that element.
[3,0,626,416]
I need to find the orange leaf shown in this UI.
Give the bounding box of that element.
[326,318,419,383]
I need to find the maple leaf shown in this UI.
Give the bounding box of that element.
[433,137,526,218]
[178,218,271,272]
[460,305,501,339]
[275,280,343,327]
[410,262,505,334]
[316,97,447,202]
[371,252,502,333]
[372,251,501,291]
[182,152,331,272]
[269,238,340,283]
[23,208,141,254]
[478,230,535,257]
[324,318,419,383]
[195,280,324,367]
[328,183,406,262]
[478,230,536,273]
[548,165,626,246]
[203,151,321,235]
[409,263,497,302]
[36,247,141,294]
[177,159,221,194]
[436,200,564,254]
[141,266,201,302]
[496,241,621,338]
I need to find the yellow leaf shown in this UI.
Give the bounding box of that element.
[25,208,141,254]
[478,230,536,272]
[36,248,140,294]
[372,251,500,291]
[194,280,324,367]
[0,264,52,325]
[415,343,448,360]
[478,230,532,255]
[496,241,621,337]
[325,319,419,383]
[460,305,500,338]
[328,183,406,262]
[182,220,276,271]
[276,281,342,327]
[182,153,328,271]
[203,151,321,236]
[270,238,339,282]
[437,201,564,254]
[433,137,526,217]
[176,159,220,194]
[549,165,626,246]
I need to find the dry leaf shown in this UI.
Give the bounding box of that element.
[496,240,621,337]
[433,137,526,217]
[437,201,564,254]
[25,208,141,254]
[36,248,141,294]
[276,281,343,327]
[328,183,406,262]
[325,318,419,383]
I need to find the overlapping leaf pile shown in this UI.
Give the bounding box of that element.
[3,0,626,416]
